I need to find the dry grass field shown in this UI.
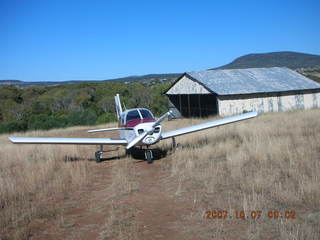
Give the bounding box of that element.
[0,109,320,239]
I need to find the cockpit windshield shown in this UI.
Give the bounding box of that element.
[140,109,153,119]
[125,109,155,125]
[126,110,140,123]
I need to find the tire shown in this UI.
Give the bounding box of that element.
[146,150,153,164]
[95,151,101,163]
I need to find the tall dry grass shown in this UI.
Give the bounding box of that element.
[0,122,140,239]
[1,110,320,239]
[159,109,320,239]
[0,125,109,239]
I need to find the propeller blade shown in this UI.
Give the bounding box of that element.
[126,131,149,149]
[152,110,172,127]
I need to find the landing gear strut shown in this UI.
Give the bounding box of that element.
[145,149,153,164]
[95,145,104,163]
[172,137,176,151]
[95,145,120,162]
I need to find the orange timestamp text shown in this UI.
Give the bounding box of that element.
[204,210,296,220]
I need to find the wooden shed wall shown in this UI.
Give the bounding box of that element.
[166,75,210,94]
[217,92,320,116]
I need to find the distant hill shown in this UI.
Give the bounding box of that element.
[0,80,88,88]
[2,51,320,88]
[216,51,320,70]
[0,73,181,88]
[106,73,181,84]
[0,80,23,85]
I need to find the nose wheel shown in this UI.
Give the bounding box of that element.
[145,149,153,164]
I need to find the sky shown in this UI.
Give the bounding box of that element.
[0,0,319,81]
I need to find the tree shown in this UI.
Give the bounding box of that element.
[0,86,22,103]
[96,113,117,124]
[98,95,115,113]
[128,83,152,108]
[1,100,25,121]
[0,79,171,133]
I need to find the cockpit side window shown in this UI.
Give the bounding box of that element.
[126,110,141,123]
[139,109,154,119]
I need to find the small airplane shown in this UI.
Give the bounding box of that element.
[9,94,257,163]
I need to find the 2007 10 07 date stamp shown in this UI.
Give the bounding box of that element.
[204,210,296,220]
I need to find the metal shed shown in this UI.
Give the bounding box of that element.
[165,67,320,117]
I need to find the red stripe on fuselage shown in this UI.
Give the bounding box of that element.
[124,118,155,128]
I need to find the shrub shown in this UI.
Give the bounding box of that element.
[0,120,27,133]
[96,113,117,125]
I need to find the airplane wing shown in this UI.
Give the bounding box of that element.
[87,127,133,133]
[8,137,127,145]
[161,112,257,140]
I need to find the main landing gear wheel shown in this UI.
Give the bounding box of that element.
[145,150,153,164]
[95,151,102,163]
[95,145,104,163]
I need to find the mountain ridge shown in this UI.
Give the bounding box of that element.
[215,51,320,70]
[2,51,320,87]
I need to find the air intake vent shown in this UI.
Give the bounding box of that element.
[138,129,144,134]
[154,127,160,133]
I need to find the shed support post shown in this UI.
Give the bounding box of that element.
[179,94,182,115]
[188,94,191,117]
[198,94,202,117]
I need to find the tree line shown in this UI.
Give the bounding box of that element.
[0,81,171,134]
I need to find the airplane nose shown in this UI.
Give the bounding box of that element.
[145,126,153,132]
[141,125,162,145]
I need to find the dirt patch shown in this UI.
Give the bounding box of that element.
[25,153,193,240]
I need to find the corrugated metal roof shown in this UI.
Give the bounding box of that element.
[186,67,320,95]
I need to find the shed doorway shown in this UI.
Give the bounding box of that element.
[168,94,218,117]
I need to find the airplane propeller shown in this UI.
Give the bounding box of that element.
[126,110,172,149]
